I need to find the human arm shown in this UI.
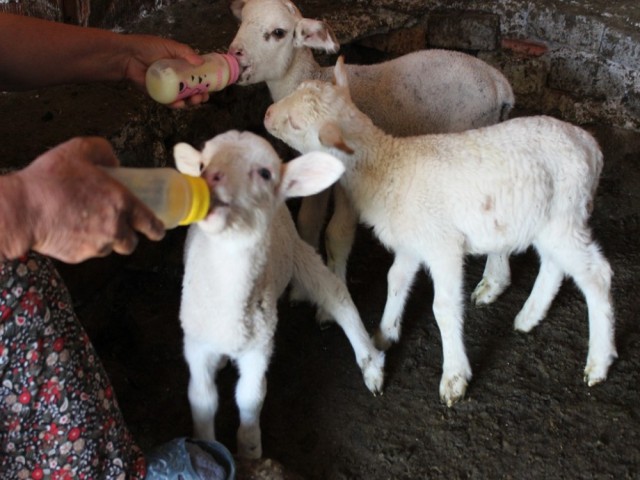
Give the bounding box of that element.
[0,137,166,264]
[0,13,208,107]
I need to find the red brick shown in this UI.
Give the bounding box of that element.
[501,38,548,57]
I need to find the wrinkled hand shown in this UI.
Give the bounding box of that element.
[15,137,165,263]
[123,34,210,108]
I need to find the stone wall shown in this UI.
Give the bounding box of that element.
[3,0,637,129]
[2,0,636,305]
[0,0,176,26]
[315,0,639,131]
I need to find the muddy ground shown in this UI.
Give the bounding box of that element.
[1,3,640,479]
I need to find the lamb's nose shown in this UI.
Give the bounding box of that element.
[264,106,273,127]
[228,45,243,58]
[204,170,225,187]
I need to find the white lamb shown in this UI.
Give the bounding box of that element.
[263,57,617,407]
[175,130,384,458]
[228,0,515,302]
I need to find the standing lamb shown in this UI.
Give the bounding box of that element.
[176,130,384,458]
[263,57,617,407]
[228,0,515,302]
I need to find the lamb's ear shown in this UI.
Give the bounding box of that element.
[283,0,302,17]
[333,56,349,89]
[229,0,245,21]
[173,143,203,176]
[319,122,354,154]
[294,19,339,53]
[278,152,345,199]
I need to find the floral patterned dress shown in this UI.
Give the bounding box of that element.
[0,253,146,479]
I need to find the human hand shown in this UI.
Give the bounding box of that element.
[122,34,210,109]
[11,137,165,263]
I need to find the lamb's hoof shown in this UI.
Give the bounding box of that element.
[513,309,542,333]
[373,328,397,352]
[584,371,607,387]
[584,352,617,386]
[315,307,335,330]
[237,426,262,460]
[237,442,262,460]
[361,351,385,395]
[471,278,508,306]
[439,374,469,407]
[236,458,303,480]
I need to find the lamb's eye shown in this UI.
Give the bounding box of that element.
[288,115,302,130]
[258,168,272,180]
[272,28,286,39]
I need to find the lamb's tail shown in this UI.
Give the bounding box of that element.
[500,100,514,122]
[585,134,605,214]
[497,74,516,122]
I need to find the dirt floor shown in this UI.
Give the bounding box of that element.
[61,122,639,480]
[2,5,640,480]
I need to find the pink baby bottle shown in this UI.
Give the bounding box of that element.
[145,52,240,104]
